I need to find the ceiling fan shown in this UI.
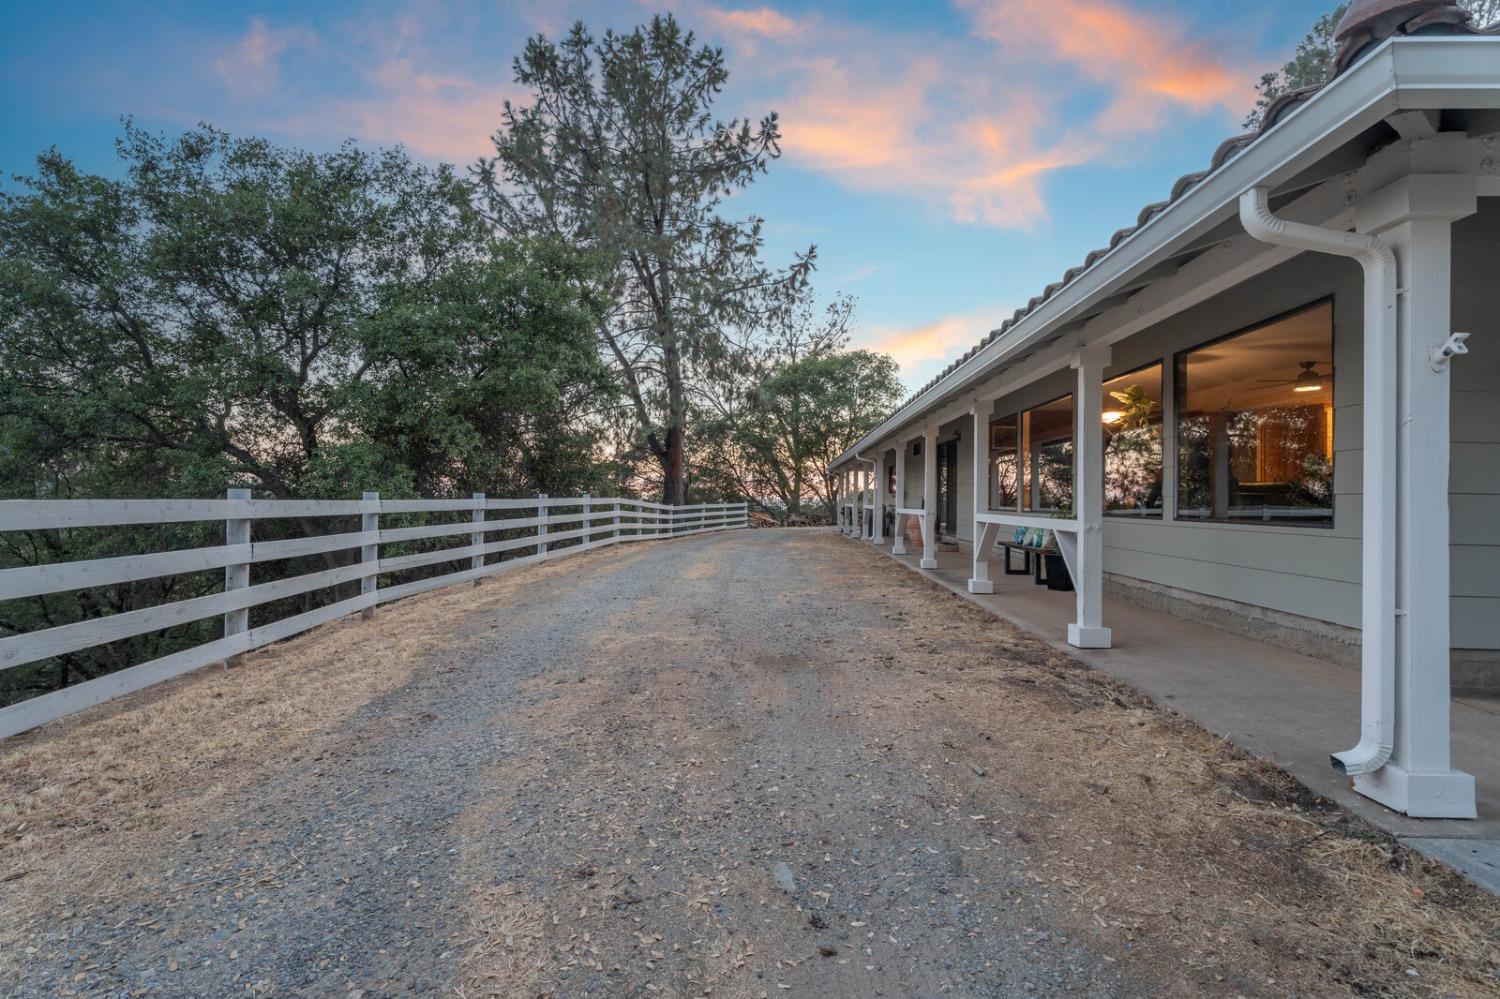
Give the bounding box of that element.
[1256,360,1330,393]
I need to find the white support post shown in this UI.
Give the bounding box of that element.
[613,499,621,543]
[223,488,251,665]
[470,492,486,585]
[582,493,591,548]
[846,469,855,535]
[1068,346,1113,649]
[968,406,996,594]
[360,490,379,620]
[920,426,938,569]
[857,467,868,540]
[892,441,908,554]
[537,492,549,556]
[1353,174,1476,818]
[872,456,885,545]
[838,469,848,534]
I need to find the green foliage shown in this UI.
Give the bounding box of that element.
[692,297,903,519]
[0,123,617,701]
[1245,4,1349,130]
[0,121,614,503]
[479,14,813,504]
[1246,2,1497,130]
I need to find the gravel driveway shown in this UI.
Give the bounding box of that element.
[5,529,1499,998]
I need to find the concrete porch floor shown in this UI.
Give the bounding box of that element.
[859,533,1500,894]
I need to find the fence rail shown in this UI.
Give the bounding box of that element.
[0,493,749,740]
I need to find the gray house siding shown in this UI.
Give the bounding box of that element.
[1451,199,1500,651]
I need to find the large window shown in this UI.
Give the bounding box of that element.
[1103,363,1164,517]
[988,415,1019,510]
[1022,395,1073,512]
[1175,302,1335,526]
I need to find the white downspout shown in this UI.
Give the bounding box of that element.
[1238,186,1397,777]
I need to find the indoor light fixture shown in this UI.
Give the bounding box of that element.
[1101,410,1125,424]
[1293,361,1325,393]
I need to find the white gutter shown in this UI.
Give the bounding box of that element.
[1238,186,1397,778]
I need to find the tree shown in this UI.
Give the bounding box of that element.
[694,296,903,520]
[1247,2,1499,129]
[0,122,612,504]
[0,124,616,703]
[478,14,813,506]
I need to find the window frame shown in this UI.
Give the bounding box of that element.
[987,413,1021,512]
[1021,392,1075,514]
[1170,297,1337,530]
[1101,361,1166,520]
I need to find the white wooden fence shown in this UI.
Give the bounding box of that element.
[0,493,749,740]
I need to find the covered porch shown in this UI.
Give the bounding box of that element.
[828,26,1500,829]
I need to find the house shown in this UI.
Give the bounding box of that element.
[831,0,1499,820]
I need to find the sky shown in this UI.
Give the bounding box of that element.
[0,0,1326,392]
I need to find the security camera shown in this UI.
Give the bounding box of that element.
[1430,332,1470,373]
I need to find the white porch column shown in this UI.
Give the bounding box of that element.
[862,465,873,540]
[855,466,868,540]
[1068,345,1113,649]
[839,468,849,534]
[846,468,855,535]
[1353,174,1476,818]
[872,456,885,544]
[968,404,999,593]
[920,425,938,569]
[892,441,908,555]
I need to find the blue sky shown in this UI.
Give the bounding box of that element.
[0,0,1326,391]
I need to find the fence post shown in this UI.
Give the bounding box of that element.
[613,499,621,543]
[471,491,485,585]
[582,492,591,548]
[361,491,380,619]
[224,487,251,667]
[537,492,549,556]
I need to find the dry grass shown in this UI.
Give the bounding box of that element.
[0,556,603,944]
[458,887,549,999]
[821,539,1500,997]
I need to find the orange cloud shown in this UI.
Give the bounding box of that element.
[957,0,1252,124]
[775,56,1089,228]
[862,306,1006,380]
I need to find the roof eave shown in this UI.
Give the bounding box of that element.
[832,35,1500,470]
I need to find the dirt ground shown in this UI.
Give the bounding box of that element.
[2,529,1498,998]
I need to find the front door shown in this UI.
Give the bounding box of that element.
[937,438,959,538]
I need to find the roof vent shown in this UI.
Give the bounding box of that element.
[1334,0,1472,73]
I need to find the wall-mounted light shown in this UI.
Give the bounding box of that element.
[1101,411,1125,425]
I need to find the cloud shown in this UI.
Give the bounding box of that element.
[318,59,521,162]
[693,0,1253,229]
[210,15,520,163]
[860,306,1007,387]
[956,0,1253,127]
[213,18,316,96]
[701,6,804,38]
[203,1,1258,225]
